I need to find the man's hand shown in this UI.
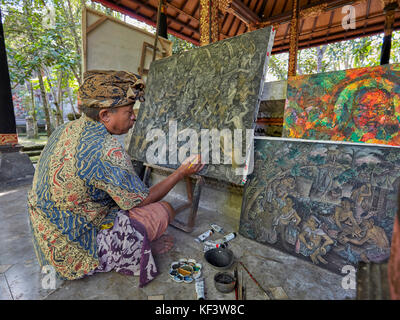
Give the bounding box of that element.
[137,154,205,207]
[177,154,205,178]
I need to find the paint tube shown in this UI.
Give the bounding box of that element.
[195,278,205,300]
[203,245,215,252]
[213,232,237,245]
[203,241,228,252]
[204,240,228,248]
[194,229,214,243]
[223,232,236,242]
[210,223,224,233]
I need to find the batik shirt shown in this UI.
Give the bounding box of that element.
[28,114,149,280]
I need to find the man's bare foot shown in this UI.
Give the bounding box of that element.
[151,234,174,255]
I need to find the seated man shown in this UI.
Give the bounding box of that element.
[27,70,203,287]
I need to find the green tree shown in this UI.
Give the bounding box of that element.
[3,0,85,135]
[267,32,399,80]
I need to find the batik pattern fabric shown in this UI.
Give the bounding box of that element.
[78,70,145,109]
[28,114,149,281]
[91,210,158,287]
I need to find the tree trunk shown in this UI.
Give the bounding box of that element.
[45,68,64,126]
[59,0,82,84]
[37,68,53,137]
[317,45,326,73]
[26,80,38,139]
[67,86,78,116]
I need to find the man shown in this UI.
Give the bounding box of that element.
[27,70,203,287]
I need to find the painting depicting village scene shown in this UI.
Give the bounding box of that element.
[239,138,400,273]
[129,27,275,185]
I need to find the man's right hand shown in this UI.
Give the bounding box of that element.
[177,154,205,178]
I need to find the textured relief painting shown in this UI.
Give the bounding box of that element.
[239,137,400,274]
[128,27,275,184]
[283,64,400,146]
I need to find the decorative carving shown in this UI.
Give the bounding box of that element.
[381,0,400,8]
[288,0,299,77]
[0,133,18,145]
[200,0,219,46]
[218,0,233,12]
[299,3,328,18]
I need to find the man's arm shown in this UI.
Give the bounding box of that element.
[137,154,204,207]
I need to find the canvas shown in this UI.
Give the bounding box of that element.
[128,27,275,184]
[283,64,400,146]
[239,137,399,274]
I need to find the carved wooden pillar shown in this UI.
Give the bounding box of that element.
[200,0,221,46]
[380,0,398,65]
[288,0,300,78]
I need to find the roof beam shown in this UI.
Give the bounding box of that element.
[164,1,199,23]
[93,0,200,44]
[272,19,400,53]
[259,0,367,27]
[225,0,261,26]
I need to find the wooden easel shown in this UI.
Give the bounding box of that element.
[142,163,204,233]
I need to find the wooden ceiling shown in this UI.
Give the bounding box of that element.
[93,0,400,54]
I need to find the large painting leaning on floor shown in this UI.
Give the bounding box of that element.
[283,64,400,146]
[239,138,400,274]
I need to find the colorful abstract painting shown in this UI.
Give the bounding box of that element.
[239,137,400,274]
[283,64,400,146]
[128,27,275,184]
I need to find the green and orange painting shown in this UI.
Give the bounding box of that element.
[283,64,400,146]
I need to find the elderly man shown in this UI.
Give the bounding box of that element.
[27,70,203,287]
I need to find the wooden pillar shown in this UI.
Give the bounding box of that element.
[0,8,18,147]
[288,0,300,78]
[152,0,163,61]
[200,0,220,46]
[380,0,398,65]
[159,2,168,39]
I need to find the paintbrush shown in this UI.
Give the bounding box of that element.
[234,266,238,300]
[188,155,200,169]
[239,261,274,300]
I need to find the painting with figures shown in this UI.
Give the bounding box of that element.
[128,27,275,185]
[239,137,399,273]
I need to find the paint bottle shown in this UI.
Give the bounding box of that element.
[194,229,214,243]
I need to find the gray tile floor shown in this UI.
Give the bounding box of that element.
[0,182,356,300]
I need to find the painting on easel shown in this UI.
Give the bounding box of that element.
[283,64,400,146]
[239,137,399,274]
[128,27,275,185]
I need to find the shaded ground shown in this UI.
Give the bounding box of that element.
[0,182,356,300]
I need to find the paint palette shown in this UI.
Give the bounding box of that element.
[169,259,202,283]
